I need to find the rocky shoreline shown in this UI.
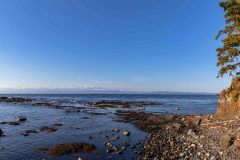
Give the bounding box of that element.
[0,97,32,103]
[0,96,160,110]
[0,96,149,159]
[2,96,237,159]
[116,111,240,160]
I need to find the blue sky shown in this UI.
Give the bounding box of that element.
[0,0,230,93]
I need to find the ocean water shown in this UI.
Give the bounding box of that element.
[0,94,218,160]
[1,94,218,114]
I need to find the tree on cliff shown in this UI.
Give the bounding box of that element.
[216,0,240,78]
[216,0,240,117]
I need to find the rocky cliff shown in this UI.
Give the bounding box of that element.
[216,78,240,118]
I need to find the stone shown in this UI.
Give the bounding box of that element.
[25,129,38,134]
[122,141,128,145]
[121,146,126,150]
[106,142,113,148]
[114,128,120,132]
[188,129,195,135]
[46,142,96,156]
[234,139,240,146]
[190,144,196,147]
[172,122,182,130]
[123,130,130,136]
[106,148,114,153]
[179,153,184,157]
[103,141,107,146]
[112,146,118,152]
[0,97,32,103]
[116,150,123,155]
[40,126,58,132]
[21,133,30,136]
[16,116,27,122]
[200,135,205,139]
[205,153,210,157]
[197,119,202,126]
[65,109,81,113]
[0,129,3,137]
[38,147,49,152]
[9,122,20,125]
[82,117,89,119]
[210,156,216,160]
[194,135,199,139]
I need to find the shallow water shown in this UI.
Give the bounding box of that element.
[0,94,218,160]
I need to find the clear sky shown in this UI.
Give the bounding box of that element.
[0,0,231,93]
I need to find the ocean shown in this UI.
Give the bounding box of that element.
[0,94,218,160]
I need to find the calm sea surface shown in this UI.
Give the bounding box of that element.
[0,94,218,160]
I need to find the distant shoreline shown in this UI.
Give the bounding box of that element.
[0,92,217,95]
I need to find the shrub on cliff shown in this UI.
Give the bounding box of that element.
[224,77,240,101]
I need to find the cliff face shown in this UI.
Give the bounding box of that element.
[216,92,240,118]
[216,78,240,119]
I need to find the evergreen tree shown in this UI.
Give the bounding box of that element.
[216,0,240,78]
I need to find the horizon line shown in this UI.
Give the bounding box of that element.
[0,91,217,95]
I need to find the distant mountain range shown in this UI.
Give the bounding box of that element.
[0,87,217,95]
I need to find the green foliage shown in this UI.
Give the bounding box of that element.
[216,0,240,78]
[224,77,240,101]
